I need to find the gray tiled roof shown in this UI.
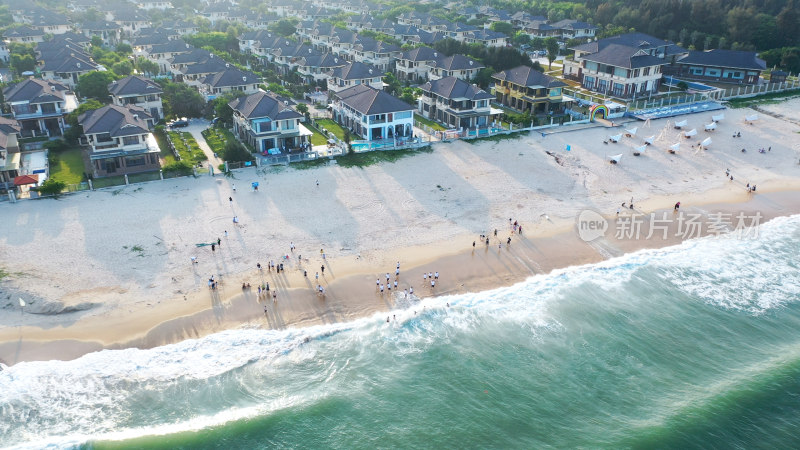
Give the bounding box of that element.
[329,61,381,80]
[298,52,346,69]
[79,104,152,137]
[108,75,162,97]
[572,32,684,56]
[492,65,567,88]
[677,49,766,71]
[550,19,597,30]
[3,79,70,104]
[335,85,413,115]
[431,54,484,71]
[228,90,302,120]
[421,76,493,100]
[581,43,665,69]
[201,67,260,88]
[400,46,441,62]
[150,39,193,54]
[5,26,44,38]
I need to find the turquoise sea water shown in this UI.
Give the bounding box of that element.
[2,215,800,449]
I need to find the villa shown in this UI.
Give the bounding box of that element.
[2,78,77,138]
[109,75,165,121]
[418,76,497,130]
[330,85,414,141]
[492,66,568,115]
[78,104,160,177]
[229,90,310,153]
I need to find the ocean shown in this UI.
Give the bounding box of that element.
[2,215,799,449]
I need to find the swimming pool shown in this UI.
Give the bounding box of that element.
[662,76,717,92]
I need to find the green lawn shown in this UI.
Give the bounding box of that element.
[48,147,85,185]
[304,122,329,146]
[315,119,356,141]
[414,113,446,131]
[168,131,207,164]
[335,146,433,168]
[202,127,236,154]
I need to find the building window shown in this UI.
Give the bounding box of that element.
[643,67,650,76]
[126,155,146,166]
[122,136,139,146]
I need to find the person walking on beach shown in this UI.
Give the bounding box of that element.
[376,279,380,288]
[290,242,295,253]
[393,280,398,290]
[316,272,319,281]
[380,284,384,293]
[674,202,681,211]
[211,243,215,252]
[423,273,427,282]
[321,265,325,275]
[434,272,438,280]
[217,238,221,246]
[386,273,391,282]
[316,179,319,187]
[409,287,414,296]
[224,230,228,238]
[232,184,236,192]
[518,226,522,235]
[257,262,262,271]
[507,237,511,245]
[229,196,232,204]
[273,291,277,302]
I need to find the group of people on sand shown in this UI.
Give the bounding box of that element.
[474,219,523,249]
[726,168,757,192]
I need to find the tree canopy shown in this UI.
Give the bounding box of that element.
[158,80,206,119]
[77,71,117,102]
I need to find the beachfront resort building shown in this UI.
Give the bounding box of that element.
[229,90,311,154]
[2,78,78,138]
[330,85,414,141]
[109,75,164,121]
[78,105,160,177]
[665,49,766,85]
[492,66,569,115]
[418,76,498,130]
[562,32,686,98]
[326,61,384,93]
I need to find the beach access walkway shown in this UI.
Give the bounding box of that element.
[185,119,224,169]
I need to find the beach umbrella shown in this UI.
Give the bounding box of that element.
[700,137,712,149]
[669,143,680,154]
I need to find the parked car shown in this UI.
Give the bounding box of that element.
[169,117,189,128]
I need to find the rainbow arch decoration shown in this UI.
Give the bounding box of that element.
[589,104,609,121]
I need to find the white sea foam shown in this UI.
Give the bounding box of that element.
[1,215,798,448]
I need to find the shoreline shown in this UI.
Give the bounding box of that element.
[2,101,800,366]
[2,188,799,366]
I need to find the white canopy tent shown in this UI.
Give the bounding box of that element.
[700,137,712,149]
[608,134,622,143]
[625,127,637,137]
[669,143,680,153]
[674,120,688,129]
[633,145,647,156]
[684,128,698,138]
[609,153,623,164]
[712,113,724,122]
[704,122,717,131]
[644,135,655,145]
[745,114,759,123]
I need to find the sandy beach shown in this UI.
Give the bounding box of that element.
[2,100,800,365]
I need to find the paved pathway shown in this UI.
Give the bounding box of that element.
[184,118,224,169]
